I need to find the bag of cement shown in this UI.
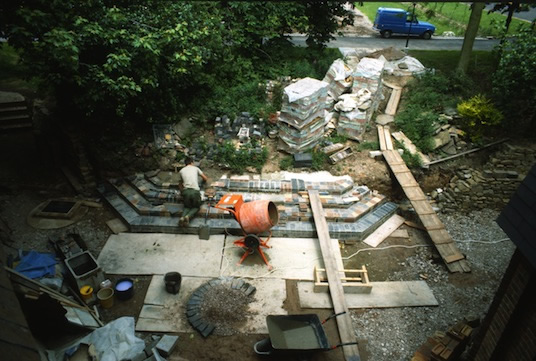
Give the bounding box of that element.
[323,59,353,100]
[384,56,426,76]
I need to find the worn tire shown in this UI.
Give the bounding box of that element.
[422,31,432,40]
[380,30,392,39]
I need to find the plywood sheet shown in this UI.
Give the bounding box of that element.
[97,233,225,276]
[298,281,438,309]
[136,276,287,334]
[222,237,324,280]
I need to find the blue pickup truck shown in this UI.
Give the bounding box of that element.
[373,7,436,40]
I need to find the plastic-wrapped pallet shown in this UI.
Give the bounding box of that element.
[352,57,386,103]
[337,108,368,141]
[323,59,353,100]
[278,78,329,153]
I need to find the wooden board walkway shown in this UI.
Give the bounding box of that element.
[309,190,361,361]
[382,147,470,273]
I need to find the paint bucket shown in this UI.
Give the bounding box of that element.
[237,200,279,234]
[97,287,114,309]
[164,272,182,294]
[115,278,134,300]
[80,285,93,302]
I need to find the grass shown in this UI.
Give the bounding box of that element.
[356,2,530,37]
[407,50,498,93]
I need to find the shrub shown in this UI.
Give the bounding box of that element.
[457,95,503,143]
[215,141,268,173]
[279,155,293,170]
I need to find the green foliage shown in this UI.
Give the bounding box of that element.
[279,155,294,171]
[310,150,329,171]
[457,95,504,143]
[396,71,478,153]
[3,1,351,124]
[326,131,348,145]
[492,29,536,132]
[356,141,379,151]
[215,141,268,173]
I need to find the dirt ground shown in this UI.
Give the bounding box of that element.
[0,121,510,361]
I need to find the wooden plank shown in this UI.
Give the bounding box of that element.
[308,190,360,361]
[377,125,386,151]
[391,131,431,165]
[362,214,405,247]
[106,218,129,234]
[382,148,470,273]
[383,127,394,150]
[385,88,402,116]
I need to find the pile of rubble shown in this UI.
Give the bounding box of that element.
[432,144,536,212]
[214,112,267,142]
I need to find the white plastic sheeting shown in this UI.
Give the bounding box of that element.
[283,77,329,103]
[384,56,426,76]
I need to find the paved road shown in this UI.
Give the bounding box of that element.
[290,35,501,51]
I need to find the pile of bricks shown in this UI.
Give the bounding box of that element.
[278,77,330,153]
[412,321,473,361]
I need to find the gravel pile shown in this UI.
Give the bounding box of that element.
[200,281,255,336]
[351,209,516,361]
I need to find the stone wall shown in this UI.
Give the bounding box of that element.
[434,144,536,212]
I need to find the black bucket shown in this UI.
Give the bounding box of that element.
[164,272,182,294]
[115,278,134,300]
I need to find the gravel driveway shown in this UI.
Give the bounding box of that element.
[350,209,515,361]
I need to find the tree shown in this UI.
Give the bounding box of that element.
[492,29,536,132]
[488,1,536,34]
[2,1,352,123]
[457,2,485,73]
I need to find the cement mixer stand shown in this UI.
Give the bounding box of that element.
[214,194,278,270]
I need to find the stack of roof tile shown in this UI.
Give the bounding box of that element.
[278,77,329,153]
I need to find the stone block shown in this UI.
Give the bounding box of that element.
[156,335,179,357]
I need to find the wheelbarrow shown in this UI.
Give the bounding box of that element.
[254,312,358,360]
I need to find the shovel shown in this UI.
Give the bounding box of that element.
[199,196,212,240]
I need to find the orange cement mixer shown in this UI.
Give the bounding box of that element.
[214,194,279,269]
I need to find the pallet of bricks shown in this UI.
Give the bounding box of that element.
[278,77,329,153]
[337,57,385,141]
[412,321,473,361]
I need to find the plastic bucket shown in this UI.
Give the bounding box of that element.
[237,200,279,234]
[97,288,114,308]
[164,272,182,294]
[80,285,93,302]
[115,278,134,300]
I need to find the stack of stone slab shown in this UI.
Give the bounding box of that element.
[278,77,329,153]
[337,57,385,141]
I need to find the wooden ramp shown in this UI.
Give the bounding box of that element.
[382,148,470,273]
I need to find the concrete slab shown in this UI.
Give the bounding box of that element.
[298,280,438,309]
[221,237,324,280]
[97,233,225,276]
[136,276,209,333]
[136,276,286,334]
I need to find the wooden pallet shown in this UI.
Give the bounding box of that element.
[329,146,354,164]
[313,265,372,294]
[382,149,470,273]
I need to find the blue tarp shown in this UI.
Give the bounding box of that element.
[15,251,58,279]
